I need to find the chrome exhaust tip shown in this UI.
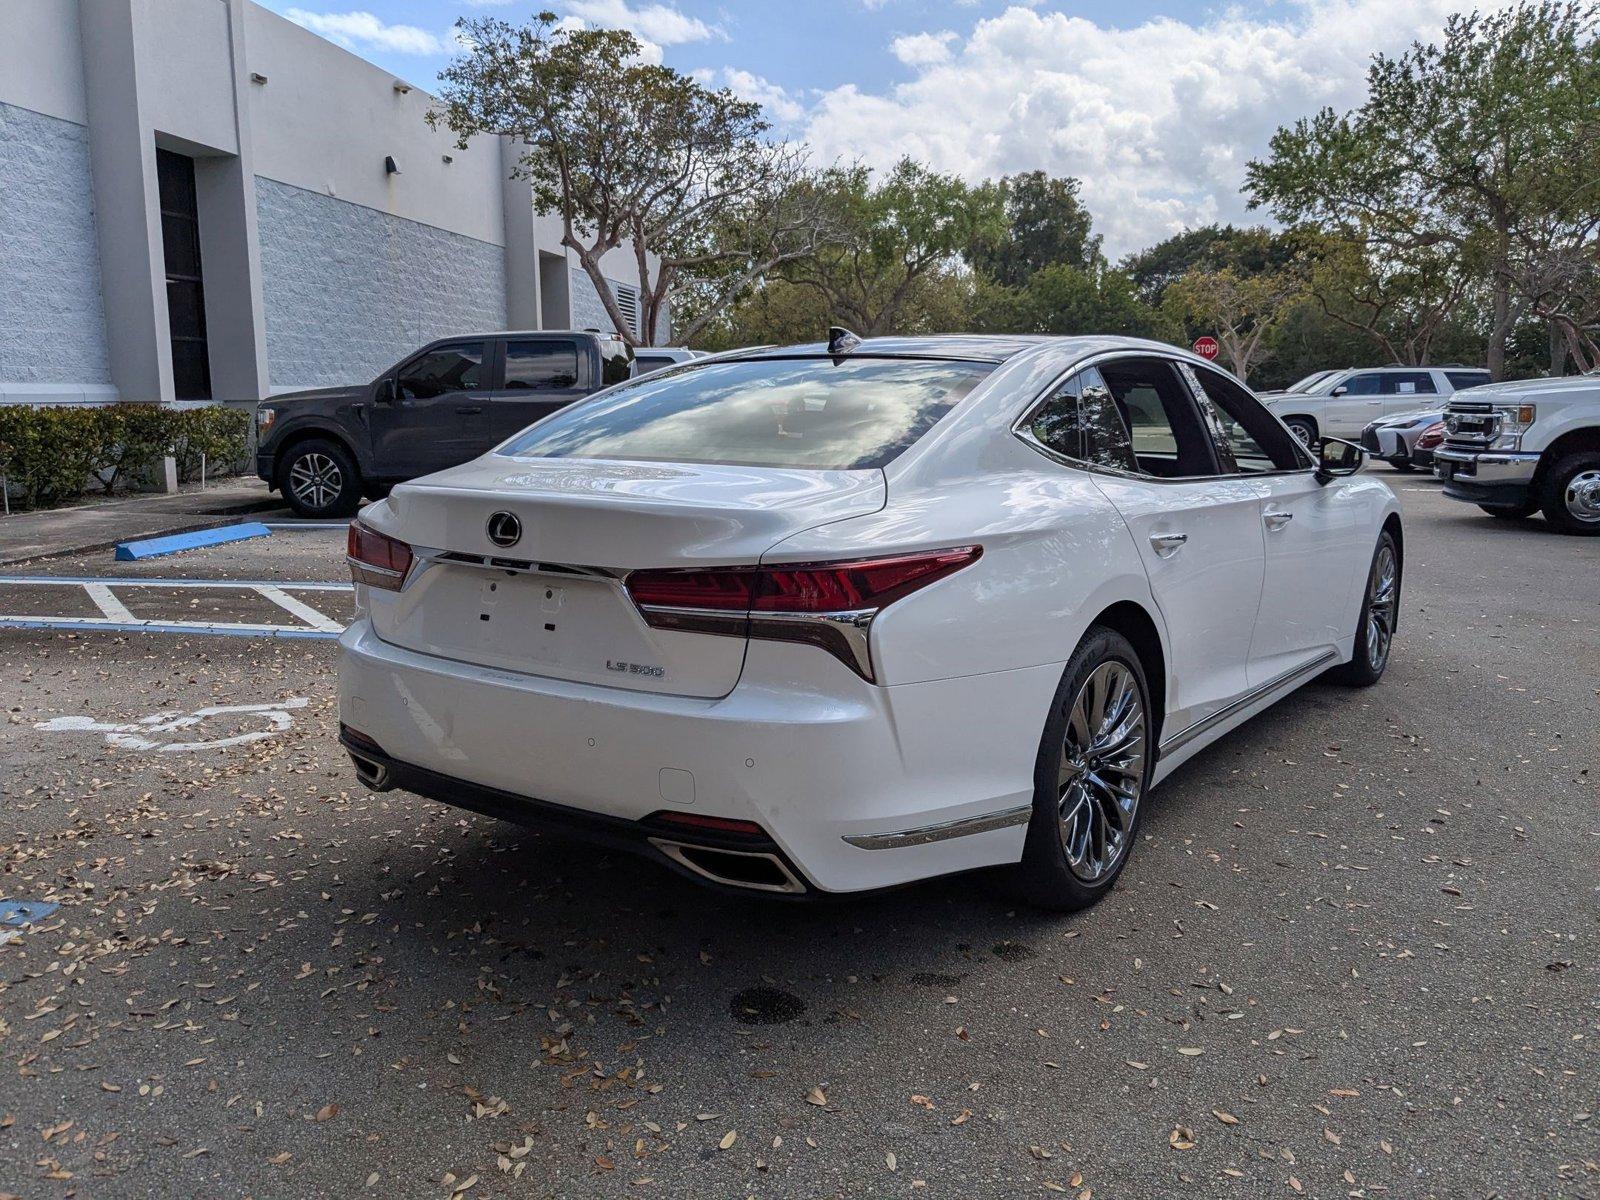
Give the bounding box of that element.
[647,837,807,894]
[347,751,393,792]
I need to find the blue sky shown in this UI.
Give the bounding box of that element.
[260,0,1494,255]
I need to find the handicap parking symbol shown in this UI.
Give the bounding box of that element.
[0,900,61,946]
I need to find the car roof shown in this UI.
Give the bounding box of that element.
[727,334,1059,364]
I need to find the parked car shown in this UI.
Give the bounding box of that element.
[1434,373,1600,534]
[255,331,634,517]
[633,347,706,375]
[338,332,1402,910]
[1359,408,1447,471]
[1260,365,1491,445]
[1411,420,1446,470]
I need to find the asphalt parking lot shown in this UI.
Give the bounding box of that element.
[1,478,1595,1200]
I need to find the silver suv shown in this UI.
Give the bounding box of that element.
[1259,366,1491,445]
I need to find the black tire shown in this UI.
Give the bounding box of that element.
[362,481,393,502]
[1284,417,1317,448]
[1006,627,1153,912]
[1537,451,1600,536]
[1327,529,1399,687]
[276,437,362,519]
[1388,458,1415,473]
[1479,503,1537,520]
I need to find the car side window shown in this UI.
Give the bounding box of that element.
[504,340,579,390]
[395,343,486,400]
[1340,373,1383,396]
[1444,370,1490,390]
[1096,358,1219,477]
[1383,371,1436,396]
[1027,367,1139,472]
[1184,364,1310,472]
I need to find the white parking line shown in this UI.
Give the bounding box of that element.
[85,582,136,623]
[0,575,352,640]
[254,585,345,633]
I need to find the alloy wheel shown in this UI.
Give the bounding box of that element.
[1365,543,1398,672]
[1563,469,1600,524]
[1057,660,1146,883]
[288,452,343,511]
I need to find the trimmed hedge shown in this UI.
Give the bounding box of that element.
[0,403,250,510]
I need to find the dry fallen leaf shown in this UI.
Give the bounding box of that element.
[1213,1109,1239,1125]
[1168,1126,1196,1151]
[806,1086,827,1107]
[313,1103,338,1122]
[719,1130,737,1151]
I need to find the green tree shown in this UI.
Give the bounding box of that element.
[967,171,1101,287]
[1121,225,1294,307]
[1162,266,1303,383]
[783,159,1003,336]
[1247,2,1600,378]
[431,13,835,345]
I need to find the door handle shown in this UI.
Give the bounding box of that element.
[454,405,484,415]
[1149,532,1188,557]
[1264,509,1294,530]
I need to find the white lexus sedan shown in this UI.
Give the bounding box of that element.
[339,334,1402,910]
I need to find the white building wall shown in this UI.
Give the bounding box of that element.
[0,103,113,398]
[0,1,112,400]
[0,0,669,408]
[255,179,507,391]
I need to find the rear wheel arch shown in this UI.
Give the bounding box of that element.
[1085,600,1166,753]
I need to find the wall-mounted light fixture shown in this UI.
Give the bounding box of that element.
[392,80,412,95]
[250,72,268,84]
[384,155,401,176]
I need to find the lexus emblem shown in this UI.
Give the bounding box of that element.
[486,511,522,548]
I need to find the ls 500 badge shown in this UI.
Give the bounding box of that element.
[607,660,664,678]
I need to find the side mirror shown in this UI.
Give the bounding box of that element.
[1330,385,1349,397]
[1315,436,1365,484]
[375,378,398,403]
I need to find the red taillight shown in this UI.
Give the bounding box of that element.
[627,546,981,615]
[347,521,413,591]
[625,546,982,681]
[1416,421,1445,449]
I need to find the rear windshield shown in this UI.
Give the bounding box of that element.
[498,356,994,470]
[1444,370,1490,390]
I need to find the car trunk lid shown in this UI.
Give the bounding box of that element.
[361,455,885,698]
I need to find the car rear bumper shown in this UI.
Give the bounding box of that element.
[337,619,1058,894]
[1434,448,1540,507]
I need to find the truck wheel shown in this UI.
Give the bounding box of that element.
[1538,452,1600,536]
[278,438,362,519]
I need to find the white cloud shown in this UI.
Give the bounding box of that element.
[804,0,1521,256]
[283,9,450,55]
[561,1,718,46]
[890,30,957,67]
[710,68,807,124]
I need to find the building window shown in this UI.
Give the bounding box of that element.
[157,148,210,400]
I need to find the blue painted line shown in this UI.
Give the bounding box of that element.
[0,900,60,926]
[115,522,273,561]
[0,618,340,639]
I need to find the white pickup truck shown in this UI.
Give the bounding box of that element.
[1433,374,1600,535]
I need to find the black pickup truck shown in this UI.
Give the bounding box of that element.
[255,331,634,517]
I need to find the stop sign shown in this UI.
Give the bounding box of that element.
[1192,336,1220,360]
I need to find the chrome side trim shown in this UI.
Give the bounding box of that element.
[1158,649,1339,757]
[843,803,1033,850]
[647,838,808,894]
[637,604,880,681]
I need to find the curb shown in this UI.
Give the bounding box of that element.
[0,496,282,567]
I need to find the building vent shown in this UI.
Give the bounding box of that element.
[613,284,640,337]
